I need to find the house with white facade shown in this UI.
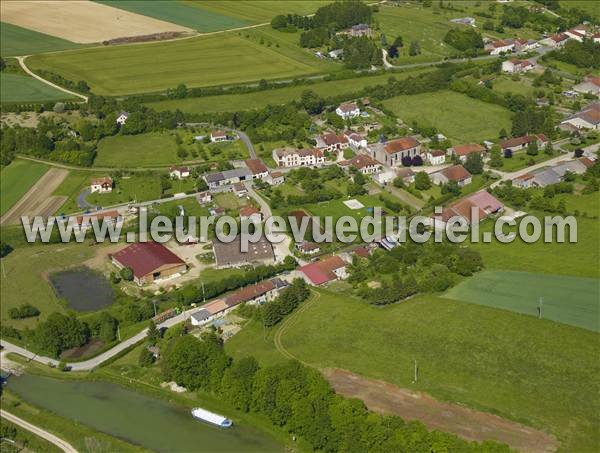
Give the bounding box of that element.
[116,112,129,126]
[210,130,229,142]
[245,159,269,179]
[336,102,360,119]
[369,136,421,167]
[487,39,515,55]
[339,154,382,175]
[315,133,349,153]
[426,150,446,165]
[573,76,600,96]
[272,148,325,167]
[502,59,535,74]
[344,131,368,148]
[90,176,113,193]
[560,102,600,131]
[169,166,190,179]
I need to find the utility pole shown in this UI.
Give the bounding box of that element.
[201,280,206,304]
[152,300,157,317]
[538,296,543,320]
[117,325,121,341]
[413,359,418,384]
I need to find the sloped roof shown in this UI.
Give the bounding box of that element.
[441,164,471,182]
[452,143,485,156]
[111,242,184,279]
[245,159,268,175]
[300,255,346,285]
[384,137,420,154]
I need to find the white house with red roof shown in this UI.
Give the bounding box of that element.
[299,255,348,286]
[245,159,269,179]
[272,148,325,167]
[448,143,486,162]
[426,150,446,165]
[369,136,421,166]
[573,76,600,96]
[90,176,113,193]
[316,132,350,153]
[429,191,504,230]
[336,102,360,119]
[499,134,548,152]
[239,206,262,223]
[169,166,190,179]
[487,39,515,55]
[541,33,569,48]
[344,130,367,148]
[210,130,229,142]
[339,154,382,175]
[502,59,535,74]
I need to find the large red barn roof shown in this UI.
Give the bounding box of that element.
[111,242,184,279]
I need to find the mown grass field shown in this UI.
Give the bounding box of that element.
[189,1,330,23]
[148,69,431,114]
[94,132,182,167]
[27,32,335,96]
[1,72,75,104]
[0,22,83,57]
[0,159,49,216]
[472,193,599,279]
[95,0,249,32]
[383,90,513,143]
[444,270,599,331]
[227,288,600,452]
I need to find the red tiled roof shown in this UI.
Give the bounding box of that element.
[441,165,471,182]
[353,246,370,258]
[452,143,485,156]
[74,210,120,225]
[348,154,380,170]
[240,206,261,217]
[298,241,320,252]
[245,159,268,175]
[499,135,540,149]
[338,102,358,113]
[429,150,445,157]
[384,137,419,154]
[321,132,348,146]
[169,166,189,173]
[300,255,345,285]
[211,130,227,137]
[91,176,112,186]
[111,242,185,279]
[224,280,275,306]
[579,157,594,168]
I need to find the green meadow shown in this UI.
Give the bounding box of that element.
[95,0,249,32]
[148,69,431,114]
[94,132,182,168]
[383,90,513,143]
[27,32,335,96]
[0,159,49,215]
[1,72,75,104]
[0,22,83,57]
[189,1,330,23]
[227,288,600,452]
[444,270,600,331]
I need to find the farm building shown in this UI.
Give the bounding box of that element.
[450,17,475,26]
[300,255,348,286]
[203,168,252,189]
[430,191,504,229]
[265,171,285,185]
[499,134,548,152]
[573,76,600,96]
[110,242,186,286]
[487,39,515,55]
[245,159,269,179]
[90,176,113,193]
[560,102,600,131]
[395,167,415,184]
[448,143,486,162]
[212,235,275,268]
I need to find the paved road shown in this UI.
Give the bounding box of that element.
[236,129,257,159]
[0,305,202,371]
[1,409,78,453]
[76,188,93,210]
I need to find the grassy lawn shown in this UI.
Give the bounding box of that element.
[148,69,431,114]
[491,75,536,96]
[0,159,49,215]
[207,140,249,161]
[0,243,95,329]
[228,288,600,452]
[383,90,513,143]
[214,192,248,210]
[27,31,336,96]
[94,132,183,167]
[0,22,83,57]
[189,1,330,23]
[444,270,599,332]
[559,0,599,20]
[472,193,599,279]
[95,0,249,32]
[500,151,556,172]
[1,72,76,104]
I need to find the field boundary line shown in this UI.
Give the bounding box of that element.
[273,291,320,367]
[17,56,88,102]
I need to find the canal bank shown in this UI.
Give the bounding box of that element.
[6,373,283,453]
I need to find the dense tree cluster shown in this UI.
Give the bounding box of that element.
[261,279,311,327]
[443,28,484,53]
[313,0,372,29]
[343,36,382,69]
[32,313,90,357]
[8,304,40,320]
[350,242,484,304]
[548,39,600,69]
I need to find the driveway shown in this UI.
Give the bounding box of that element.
[1,410,78,453]
[76,188,93,210]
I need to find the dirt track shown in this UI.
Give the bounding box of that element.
[323,368,559,453]
[0,168,68,226]
[1,0,191,44]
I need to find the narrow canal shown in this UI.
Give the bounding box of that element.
[8,374,282,452]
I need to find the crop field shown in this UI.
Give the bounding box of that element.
[95,0,248,32]
[0,243,95,328]
[383,90,513,143]
[1,73,75,104]
[228,289,600,452]
[376,4,454,64]
[189,1,330,23]
[27,32,334,95]
[0,0,190,44]
[472,193,599,279]
[444,270,600,331]
[0,160,50,216]
[148,69,431,114]
[94,132,182,167]
[0,22,84,57]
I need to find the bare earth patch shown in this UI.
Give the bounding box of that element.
[323,368,559,453]
[0,168,68,226]
[1,1,192,44]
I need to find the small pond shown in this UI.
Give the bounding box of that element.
[49,267,115,311]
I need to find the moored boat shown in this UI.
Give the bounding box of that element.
[191,408,233,428]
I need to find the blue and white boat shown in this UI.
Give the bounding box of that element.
[191,408,233,428]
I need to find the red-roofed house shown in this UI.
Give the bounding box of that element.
[502,59,535,74]
[110,242,186,285]
[169,166,191,179]
[336,102,360,119]
[344,130,368,148]
[499,134,548,152]
[239,206,262,223]
[431,191,504,229]
[426,150,446,165]
[448,143,485,162]
[210,130,229,142]
[487,39,515,55]
[90,176,113,194]
[273,148,325,167]
[339,154,382,174]
[370,137,421,166]
[299,255,347,286]
[431,165,472,187]
[245,159,269,179]
[316,132,349,153]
